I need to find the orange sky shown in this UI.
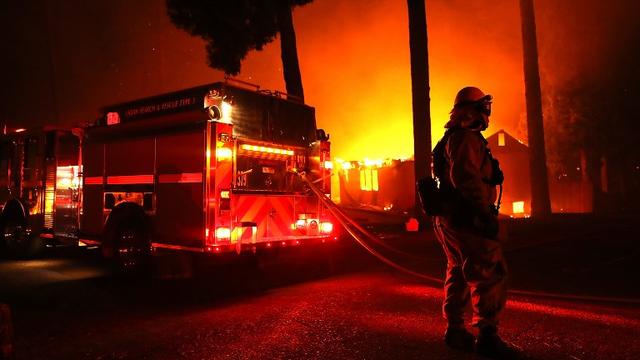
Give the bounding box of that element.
[4,0,635,162]
[235,0,526,160]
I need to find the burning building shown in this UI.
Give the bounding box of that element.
[336,159,415,215]
[336,129,592,218]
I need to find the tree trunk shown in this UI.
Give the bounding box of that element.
[519,0,551,217]
[407,0,432,224]
[276,4,304,102]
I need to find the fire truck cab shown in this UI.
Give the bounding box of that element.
[81,82,334,265]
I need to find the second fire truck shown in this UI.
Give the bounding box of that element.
[0,81,336,264]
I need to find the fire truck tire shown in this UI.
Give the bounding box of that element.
[0,215,41,259]
[102,203,151,272]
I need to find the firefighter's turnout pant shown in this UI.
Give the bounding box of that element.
[433,216,507,329]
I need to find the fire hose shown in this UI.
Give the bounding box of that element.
[298,171,640,305]
[298,171,443,283]
[307,173,428,260]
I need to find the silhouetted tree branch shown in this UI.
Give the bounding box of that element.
[166,0,311,100]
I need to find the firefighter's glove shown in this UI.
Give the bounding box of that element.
[473,210,499,239]
[490,158,504,185]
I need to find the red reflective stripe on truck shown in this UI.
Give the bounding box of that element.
[158,173,203,184]
[84,176,103,185]
[106,175,154,185]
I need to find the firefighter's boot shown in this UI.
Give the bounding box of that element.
[475,326,519,360]
[444,326,475,353]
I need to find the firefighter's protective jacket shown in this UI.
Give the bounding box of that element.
[441,128,497,225]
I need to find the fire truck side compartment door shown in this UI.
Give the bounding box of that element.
[155,128,205,247]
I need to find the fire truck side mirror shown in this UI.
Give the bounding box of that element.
[104,193,116,210]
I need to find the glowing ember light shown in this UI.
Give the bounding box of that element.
[372,169,379,191]
[216,147,233,161]
[14,128,26,133]
[513,201,525,214]
[359,168,378,191]
[363,158,385,168]
[295,219,307,229]
[323,161,333,169]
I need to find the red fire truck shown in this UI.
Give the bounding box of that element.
[0,127,81,257]
[0,81,335,264]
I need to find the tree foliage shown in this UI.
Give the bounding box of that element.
[166,0,311,76]
[544,73,640,211]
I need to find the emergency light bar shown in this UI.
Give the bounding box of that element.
[240,144,294,156]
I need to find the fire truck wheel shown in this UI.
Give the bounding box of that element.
[102,203,151,272]
[1,217,40,259]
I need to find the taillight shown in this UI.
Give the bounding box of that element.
[215,227,231,240]
[293,217,332,235]
[295,219,307,230]
[216,147,232,161]
[320,222,334,234]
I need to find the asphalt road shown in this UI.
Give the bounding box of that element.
[1,214,639,360]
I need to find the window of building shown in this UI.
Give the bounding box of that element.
[498,132,506,147]
[512,201,525,214]
[359,168,379,191]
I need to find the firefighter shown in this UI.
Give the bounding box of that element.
[432,86,516,359]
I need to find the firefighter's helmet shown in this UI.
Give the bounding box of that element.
[453,86,492,116]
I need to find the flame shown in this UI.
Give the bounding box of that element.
[232,0,527,161]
